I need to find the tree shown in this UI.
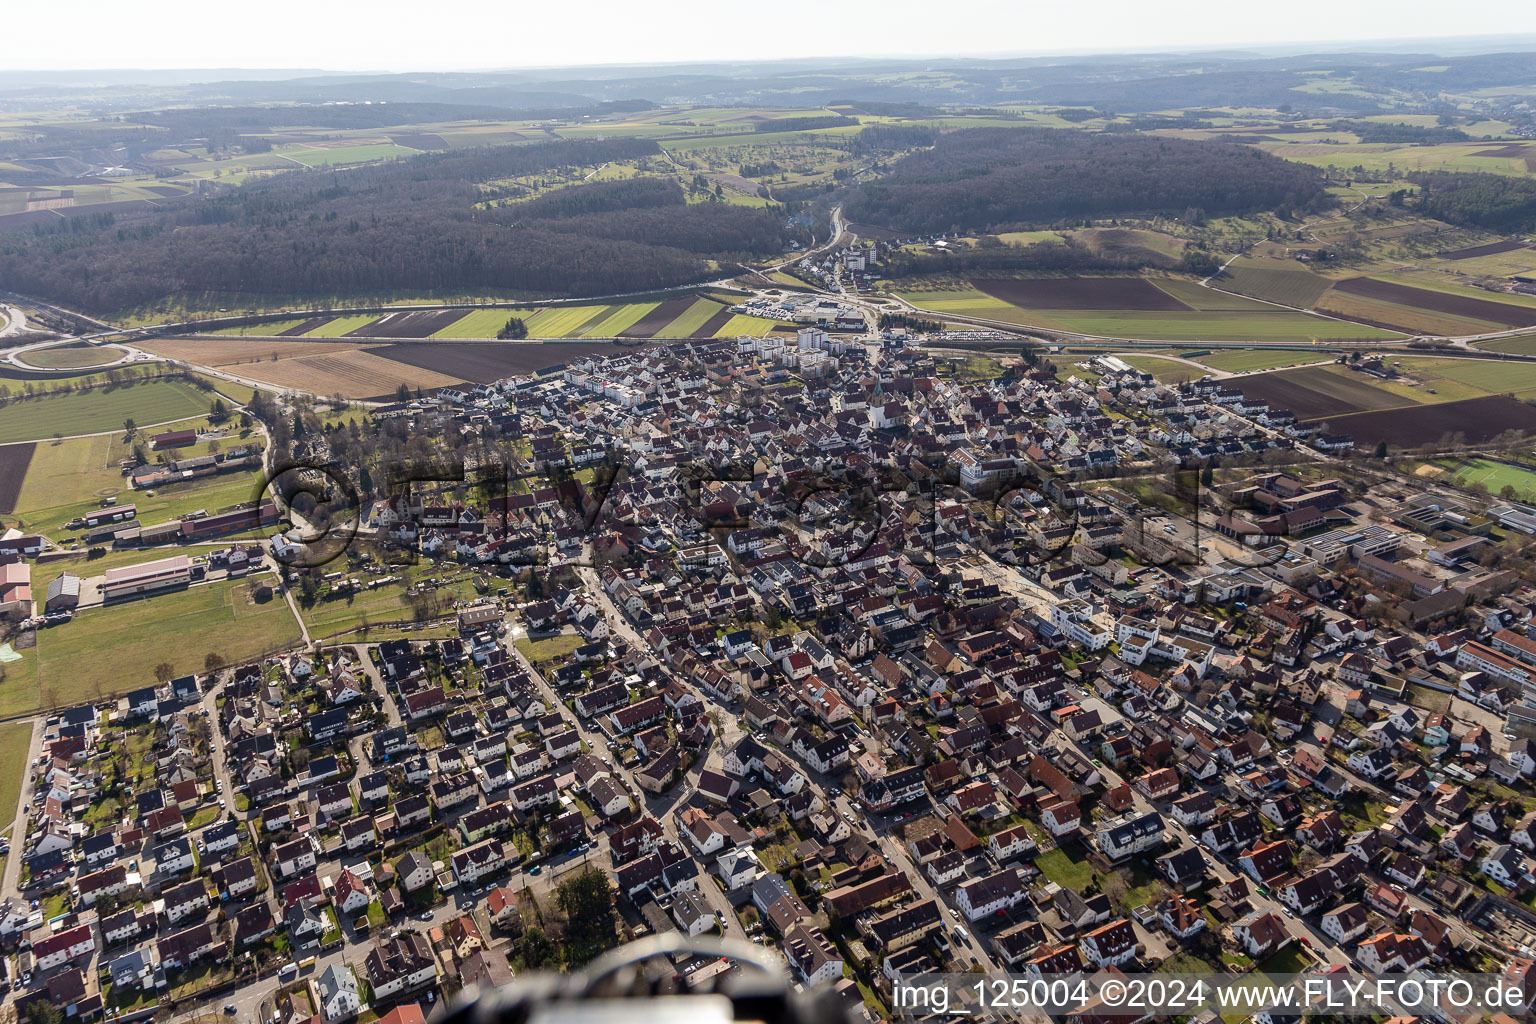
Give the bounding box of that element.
[123,417,136,438]
[204,652,227,675]
[518,926,557,969]
[26,999,63,1024]
[497,316,528,340]
[396,383,411,403]
[1373,440,1388,459]
[153,661,176,683]
[555,868,616,947]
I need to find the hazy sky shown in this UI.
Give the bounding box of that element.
[12,0,1536,72]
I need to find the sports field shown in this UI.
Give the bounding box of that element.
[0,379,211,444]
[1439,457,1536,497]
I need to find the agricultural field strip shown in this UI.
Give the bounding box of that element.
[1333,277,1536,327]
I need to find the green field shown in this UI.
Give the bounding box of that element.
[302,315,380,338]
[1194,349,1333,373]
[1478,336,1536,356]
[1151,280,1281,311]
[582,302,657,338]
[1041,311,1400,342]
[9,419,266,538]
[716,314,778,338]
[0,721,33,832]
[1257,139,1536,178]
[430,309,513,338]
[16,344,126,369]
[1393,357,1536,401]
[515,634,586,664]
[1121,355,1202,383]
[0,578,300,717]
[283,143,420,167]
[208,318,315,337]
[897,287,1044,325]
[0,380,213,444]
[1438,457,1536,497]
[659,298,729,337]
[523,305,610,338]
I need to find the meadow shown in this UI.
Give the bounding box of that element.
[1192,349,1333,373]
[15,344,127,369]
[0,720,33,832]
[0,379,212,444]
[1392,357,1536,401]
[0,578,301,717]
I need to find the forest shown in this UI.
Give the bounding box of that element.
[840,127,1329,235]
[880,236,1169,278]
[0,138,802,314]
[1409,172,1536,232]
[1333,120,1471,144]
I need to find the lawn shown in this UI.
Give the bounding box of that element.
[1257,944,1313,975]
[0,578,302,716]
[16,344,127,369]
[515,634,585,664]
[0,720,33,832]
[0,380,212,444]
[1033,847,1095,890]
